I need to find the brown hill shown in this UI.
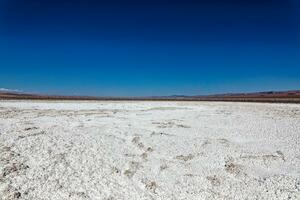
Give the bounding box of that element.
[1,90,300,103]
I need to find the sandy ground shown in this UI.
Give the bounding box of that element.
[0,101,299,200]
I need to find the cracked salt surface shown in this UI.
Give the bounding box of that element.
[0,100,299,199]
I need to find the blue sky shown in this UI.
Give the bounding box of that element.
[0,0,299,96]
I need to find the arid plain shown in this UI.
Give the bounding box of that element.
[0,100,299,199]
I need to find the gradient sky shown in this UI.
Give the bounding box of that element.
[0,0,299,96]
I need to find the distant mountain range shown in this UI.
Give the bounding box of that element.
[0,90,300,103]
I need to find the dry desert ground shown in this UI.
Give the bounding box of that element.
[0,100,300,200]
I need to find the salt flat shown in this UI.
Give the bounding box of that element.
[0,100,299,200]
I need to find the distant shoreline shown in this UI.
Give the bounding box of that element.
[1,90,300,103]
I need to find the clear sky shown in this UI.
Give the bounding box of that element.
[0,0,299,96]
